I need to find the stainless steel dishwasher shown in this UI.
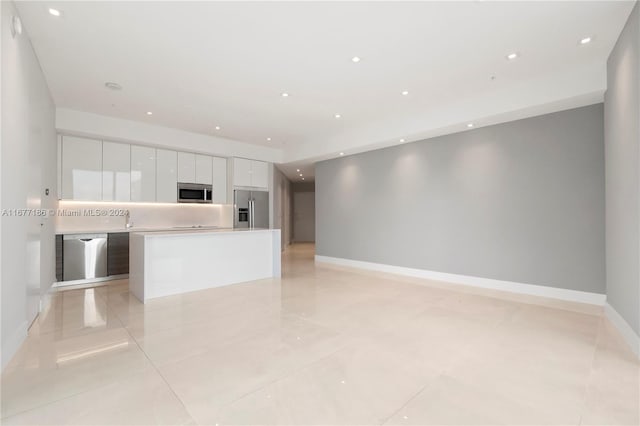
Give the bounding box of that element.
[63,234,108,281]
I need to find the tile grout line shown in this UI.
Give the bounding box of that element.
[576,316,606,426]
[117,310,199,425]
[378,384,429,426]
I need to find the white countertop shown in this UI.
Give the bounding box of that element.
[56,226,229,235]
[131,227,277,237]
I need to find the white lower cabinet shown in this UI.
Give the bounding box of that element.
[131,146,156,202]
[61,136,103,200]
[156,149,177,202]
[102,141,131,201]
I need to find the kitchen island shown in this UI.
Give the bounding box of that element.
[129,228,281,303]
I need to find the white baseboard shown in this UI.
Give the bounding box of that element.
[315,255,606,306]
[1,321,28,371]
[604,303,640,357]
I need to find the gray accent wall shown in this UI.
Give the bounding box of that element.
[316,104,605,294]
[605,2,639,334]
[293,182,316,242]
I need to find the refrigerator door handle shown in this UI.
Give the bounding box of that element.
[252,199,256,228]
[249,199,254,228]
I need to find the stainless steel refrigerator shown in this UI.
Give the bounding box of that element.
[234,189,269,228]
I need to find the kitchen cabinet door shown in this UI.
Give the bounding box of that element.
[156,149,177,202]
[233,158,252,187]
[61,136,102,200]
[195,154,213,184]
[177,152,196,183]
[107,232,129,276]
[131,146,156,202]
[102,141,131,202]
[212,157,227,204]
[251,160,269,189]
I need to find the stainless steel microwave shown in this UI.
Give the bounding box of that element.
[177,182,213,203]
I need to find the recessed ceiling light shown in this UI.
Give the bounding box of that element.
[296,169,300,172]
[506,52,519,60]
[339,152,344,156]
[302,178,305,180]
[48,8,61,17]
[351,56,361,63]
[104,82,122,91]
[334,114,341,119]
[281,92,289,97]
[146,111,153,115]
[580,36,592,45]
[467,123,474,128]
[401,91,409,96]
[266,137,271,141]
[215,126,220,130]
[299,174,303,177]
[399,138,405,142]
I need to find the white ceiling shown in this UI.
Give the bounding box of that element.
[16,1,635,182]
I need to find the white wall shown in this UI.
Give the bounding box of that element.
[1,2,57,370]
[56,108,284,164]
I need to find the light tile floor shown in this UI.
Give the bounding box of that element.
[1,243,638,425]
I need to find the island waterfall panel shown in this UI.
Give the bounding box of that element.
[129,229,281,302]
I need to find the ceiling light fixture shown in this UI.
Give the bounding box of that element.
[281,92,289,97]
[467,123,474,128]
[399,138,405,142]
[401,91,409,96]
[339,152,344,156]
[334,114,341,119]
[104,82,122,91]
[215,126,220,130]
[296,169,300,172]
[266,137,271,141]
[299,174,303,177]
[580,36,592,45]
[506,52,519,60]
[48,8,61,17]
[351,56,361,63]
[146,111,153,115]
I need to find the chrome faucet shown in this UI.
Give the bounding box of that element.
[125,210,133,229]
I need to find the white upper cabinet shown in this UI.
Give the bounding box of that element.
[61,136,102,200]
[177,152,196,183]
[232,158,268,189]
[102,141,131,202]
[131,145,156,202]
[58,136,231,203]
[251,160,269,189]
[156,149,177,202]
[195,154,213,184]
[233,158,253,187]
[212,157,227,204]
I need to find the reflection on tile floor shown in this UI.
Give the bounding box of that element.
[1,243,638,425]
